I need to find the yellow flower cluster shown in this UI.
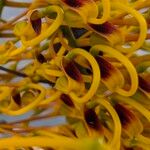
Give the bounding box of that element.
[0,0,150,149]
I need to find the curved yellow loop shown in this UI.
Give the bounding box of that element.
[0,136,77,149]
[98,98,121,150]
[23,6,64,47]
[88,0,110,24]
[0,83,46,116]
[112,2,147,53]
[68,48,101,103]
[57,38,69,56]
[0,136,105,150]
[90,45,138,96]
[9,5,64,57]
[134,0,150,10]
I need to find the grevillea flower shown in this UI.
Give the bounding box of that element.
[13,23,36,41]
[4,89,22,111]
[84,108,102,131]
[14,9,42,40]
[88,22,124,45]
[62,58,83,82]
[89,22,116,35]
[0,1,150,150]
[57,57,85,94]
[61,0,98,26]
[114,103,143,137]
[29,10,42,35]
[95,56,124,92]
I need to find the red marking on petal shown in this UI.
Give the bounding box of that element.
[62,58,83,82]
[84,108,101,130]
[36,54,47,63]
[95,56,115,79]
[62,0,88,7]
[60,94,74,107]
[53,43,61,53]
[114,103,135,127]
[89,22,116,34]
[30,10,41,35]
[12,93,21,106]
[138,75,150,92]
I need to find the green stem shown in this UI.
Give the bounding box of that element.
[61,26,77,47]
[0,66,27,77]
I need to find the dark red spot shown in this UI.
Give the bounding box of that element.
[30,10,41,35]
[138,75,150,92]
[81,46,91,52]
[63,58,83,82]
[114,103,135,127]
[12,93,21,106]
[63,0,86,7]
[89,22,116,34]
[71,129,78,137]
[95,56,115,79]
[98,51,103,56]
[31,19,41,34]
[36,54,47,63]
[53,43,61,53]
[60,94,74,107]
[84,108,101,130]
